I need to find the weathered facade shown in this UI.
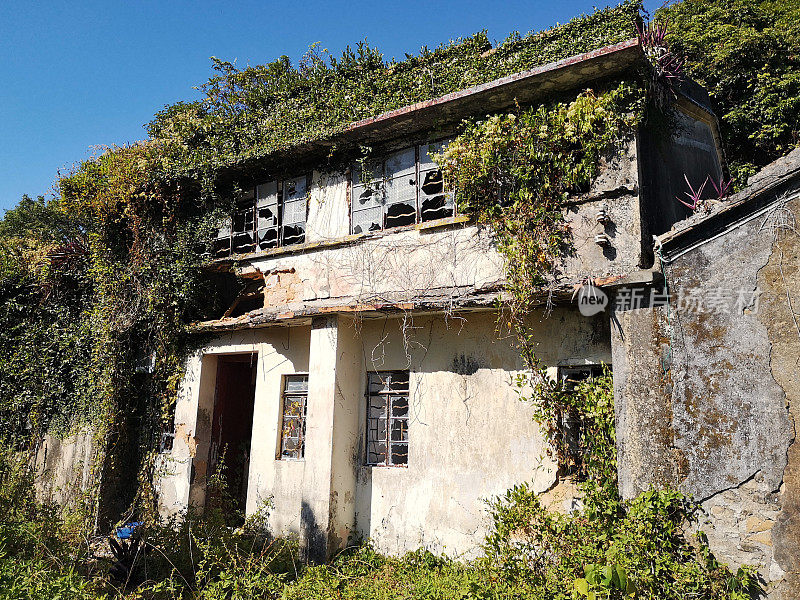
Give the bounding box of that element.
[150,39,724,560]
[614,148,800,598]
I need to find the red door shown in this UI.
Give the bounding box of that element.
[207,354,257,517]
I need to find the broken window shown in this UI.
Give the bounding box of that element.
[215,177,308,258]
[366,371,409,466]
[351,141,453,234]
[281,175,307,246]
[256,180,279,250]
[279,374,309,460]
[418,140,454,222]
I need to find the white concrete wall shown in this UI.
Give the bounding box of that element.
[250,222,505,308]
[349,309,610,557]
[157,326,310,526]
[160,307,611,558]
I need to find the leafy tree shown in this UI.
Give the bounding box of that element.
[659,0,800,185]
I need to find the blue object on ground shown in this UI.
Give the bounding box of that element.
[115,521,143,540]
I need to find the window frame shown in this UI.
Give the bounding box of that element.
[214,175,310,258]
[350,140,454,235]
[365,370,410,467]
[555,364,606,476]
[278,373,309,461]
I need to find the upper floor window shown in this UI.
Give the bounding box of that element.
[351,141,453,234]
[214,174,308,259]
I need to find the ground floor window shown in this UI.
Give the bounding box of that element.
[279,374,309,460]
[366,371,410,466]
[557,364,606,476]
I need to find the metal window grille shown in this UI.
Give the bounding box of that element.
[214,177,308,258]
[280,374,309,460]
[366,371,409,466]
[351,141,453,234]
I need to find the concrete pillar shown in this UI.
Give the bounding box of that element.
[301,316,360,562]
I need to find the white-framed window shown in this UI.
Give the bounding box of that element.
[351,140,454,234]
[279,374,309,460]
[214,175,308,258]
[366,371,410,466]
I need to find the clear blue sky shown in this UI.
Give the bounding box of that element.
[0,1,661,212]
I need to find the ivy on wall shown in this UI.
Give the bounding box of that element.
[435,83,644,324]
[147,1,642,188]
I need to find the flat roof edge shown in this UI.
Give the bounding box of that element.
[343,38,643,134]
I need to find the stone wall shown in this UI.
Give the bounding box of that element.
[614,173,800,597]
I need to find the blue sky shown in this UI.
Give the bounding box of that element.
[0,1,660,212]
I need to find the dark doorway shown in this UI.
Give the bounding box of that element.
[207,354,257,518]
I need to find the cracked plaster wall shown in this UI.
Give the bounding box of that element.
[614,193,800,597]
[351,308,611,557]
[158,308,611,558]
[242,140,656,316]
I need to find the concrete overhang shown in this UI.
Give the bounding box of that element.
[193,270,661,333]
[223,39,649,182]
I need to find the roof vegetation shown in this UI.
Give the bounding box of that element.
[146,0,641,190]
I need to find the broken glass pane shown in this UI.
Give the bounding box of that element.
[391,442,408,465]
[232,231,255,254]
[284,175,307,204]
[353,206,382,234]
[282,223,305,246]
[391,395,409,417]
[418,140,454,222]
[390,419,408,442]
[369,373,390,394]
[257,228,278,250]
[213,237,231,259]
[368,441,387,464]
[384,177,416,228]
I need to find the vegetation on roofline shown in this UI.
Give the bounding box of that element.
[662,0,800,187]
[146,0,641,191]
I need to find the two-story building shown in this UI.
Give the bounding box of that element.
[154,38,723,561]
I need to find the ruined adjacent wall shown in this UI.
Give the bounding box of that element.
[35,430,97,509]
[614,175,800,597]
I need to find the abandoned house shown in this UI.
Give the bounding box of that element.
[135,38,726,561]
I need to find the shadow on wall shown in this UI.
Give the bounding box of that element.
[300,500,326,563]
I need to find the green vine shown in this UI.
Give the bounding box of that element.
[436,83,644,323]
